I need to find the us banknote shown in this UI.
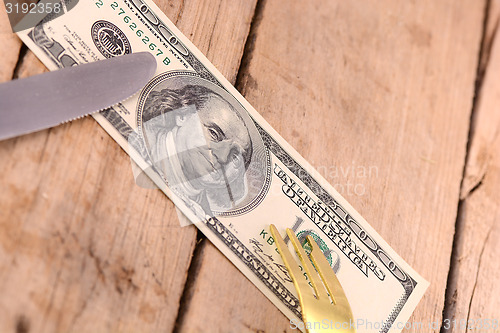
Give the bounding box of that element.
[17,0,429,331]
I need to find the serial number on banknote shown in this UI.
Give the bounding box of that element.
[94,0,171,65]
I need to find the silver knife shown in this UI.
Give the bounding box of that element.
[0,52,157,141]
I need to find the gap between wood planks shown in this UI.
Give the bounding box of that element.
[172,229,207,333]
[11,43,27,80]
[441,0,498,331]
[172,0,267,331]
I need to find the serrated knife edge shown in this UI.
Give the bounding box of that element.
[0,52,157,141]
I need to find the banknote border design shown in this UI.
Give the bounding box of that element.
[126,0,221,87]
[204,217,303,318]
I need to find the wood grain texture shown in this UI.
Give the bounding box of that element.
[175,240,298,333]
[0,0,22,82]
[477,0,500,81]
[177,0,486,332]
[444,21,500,332]
[0,0,256,331]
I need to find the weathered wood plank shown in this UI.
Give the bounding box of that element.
[175,240,297,333]
[176,0,486,331]
[0,0,22,82]
[444,21,500,332]
[0,1,256,331]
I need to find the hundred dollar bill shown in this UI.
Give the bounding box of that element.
[17,0,429,331]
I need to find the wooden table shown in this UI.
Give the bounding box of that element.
[1,0,499,332]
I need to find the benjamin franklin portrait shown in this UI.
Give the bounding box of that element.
[136,73,271,220]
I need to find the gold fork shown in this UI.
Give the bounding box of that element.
[270,224,356,333]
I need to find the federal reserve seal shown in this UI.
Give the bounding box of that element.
[297,229,341,273]
[91,20,131,58]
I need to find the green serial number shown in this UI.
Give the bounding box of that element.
[94,0,171,65]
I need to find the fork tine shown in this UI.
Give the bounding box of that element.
[272,225,356,333]
[287,229,330,301]
[270,225,314,302]
[307,235,352,310]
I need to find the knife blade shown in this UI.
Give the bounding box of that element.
[0,51,157,141]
